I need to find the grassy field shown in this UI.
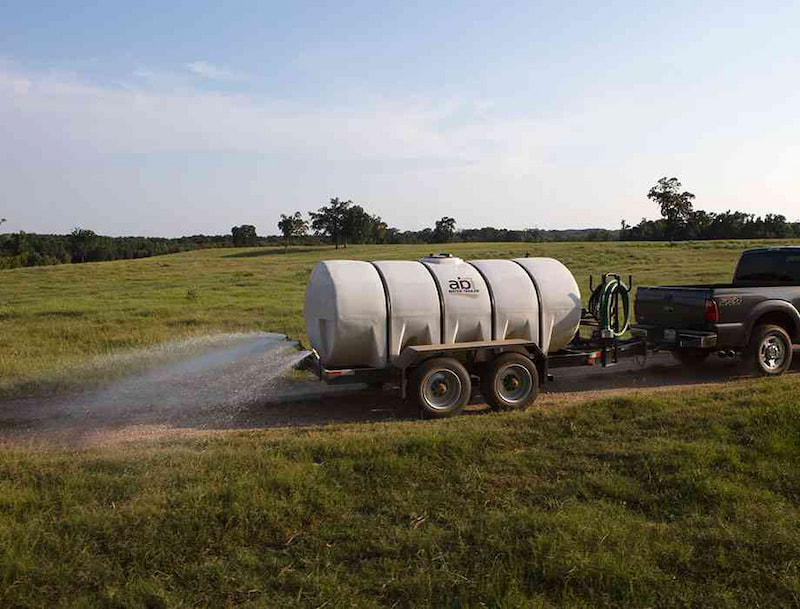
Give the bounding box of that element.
[2,240,800,607]
[2,377,799,607]
[2,239,800,398]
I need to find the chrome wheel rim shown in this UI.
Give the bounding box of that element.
[494,363,533,404]
[760,335,787,371]
[422,369,462,410]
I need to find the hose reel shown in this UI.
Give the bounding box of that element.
[587,273,632,338]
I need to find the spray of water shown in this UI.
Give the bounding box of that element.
[0,333,336,436]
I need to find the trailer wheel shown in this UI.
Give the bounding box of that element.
[481,353,539,411]
[412,358,472,418]
[744,324,793,376]
[672,348,711,367]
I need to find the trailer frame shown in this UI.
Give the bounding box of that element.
[310,333,647,397]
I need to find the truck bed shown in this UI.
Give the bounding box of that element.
[635,282,800,350]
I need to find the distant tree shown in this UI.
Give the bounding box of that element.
[763,214,793,238]
[69,228,98,263]
[0,218,6,229]
[370,215,388,243]
[7,231,29,256]
[524,228,544,243]
[647,177,695,242]
[231,224,258,247]
[620,219,629,240]
[432,216,457,243]
[277,212,308,251]
[690,210,714,240]
[342,204,374,247]
[310,198,350,249]
[585,229,612,242]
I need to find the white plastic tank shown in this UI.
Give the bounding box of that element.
[305,255,581,369]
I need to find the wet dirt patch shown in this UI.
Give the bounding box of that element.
[2,343,797,448]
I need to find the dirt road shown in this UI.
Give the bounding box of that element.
[1,335,797,447]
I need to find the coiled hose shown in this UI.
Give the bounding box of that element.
[588,275,631,338]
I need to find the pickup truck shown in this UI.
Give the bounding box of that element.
[632,246,800,376]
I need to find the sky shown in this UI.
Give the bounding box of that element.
[1,0,799,237]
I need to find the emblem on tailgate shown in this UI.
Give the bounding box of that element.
[663,305,674,313]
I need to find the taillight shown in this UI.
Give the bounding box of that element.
[705,299,719,323]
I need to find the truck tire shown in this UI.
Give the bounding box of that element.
[412,357,472,418]
[672,348,711,367]
[744,324,793,376]
[481,353,540,411]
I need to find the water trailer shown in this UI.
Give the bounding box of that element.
[304,254,644,417]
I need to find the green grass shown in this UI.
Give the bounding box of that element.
[2,239,799,397]
[1,377,799,607]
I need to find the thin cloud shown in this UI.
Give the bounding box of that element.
[0,62,551,170]
[186,61,245,81]
[132,68,157,79]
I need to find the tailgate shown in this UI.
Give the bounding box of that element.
[635,287,711,330]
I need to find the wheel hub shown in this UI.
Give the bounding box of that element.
[422,369,462,410]
[494,363,533,404]
[760,336,786,370]
[432,381,448,397]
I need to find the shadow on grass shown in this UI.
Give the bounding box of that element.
[223,248,321,259]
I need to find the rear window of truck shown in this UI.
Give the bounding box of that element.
[734,251,800,284]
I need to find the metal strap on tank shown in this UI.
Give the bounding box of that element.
[369,262,392,367]
[465,261,496,340]
[418,261,446,343]
[511,260,544,351]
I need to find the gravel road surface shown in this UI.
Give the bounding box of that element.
[1,334,797,446]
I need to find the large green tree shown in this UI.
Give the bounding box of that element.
[647,177,695,242]
[69,228,98,263]
[432,216,457,243]
[231,225,258,247]
[309,198,350,249]
[277,212,308,251]
[342,205,374,246]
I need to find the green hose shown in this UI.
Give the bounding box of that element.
[588,275,631,338]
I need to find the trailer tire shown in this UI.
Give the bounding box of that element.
[481,353,539,411]
[672,348,711,367]
[744,324,793,376]
[412,358,472,418]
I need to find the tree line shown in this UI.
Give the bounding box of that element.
[0,229,259,270]
[2,178,798,269]
[622,177,799,241]
[278,200,619,248]
[278,186,799,249]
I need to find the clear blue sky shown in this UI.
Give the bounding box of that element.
[2,0,799,236]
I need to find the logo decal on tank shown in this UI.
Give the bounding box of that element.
[448,277,480,294]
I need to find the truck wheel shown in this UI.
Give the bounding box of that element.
[672,348,711,367]
[412,358,472,418]
[481,353,539,411]
[745,324,793,376]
